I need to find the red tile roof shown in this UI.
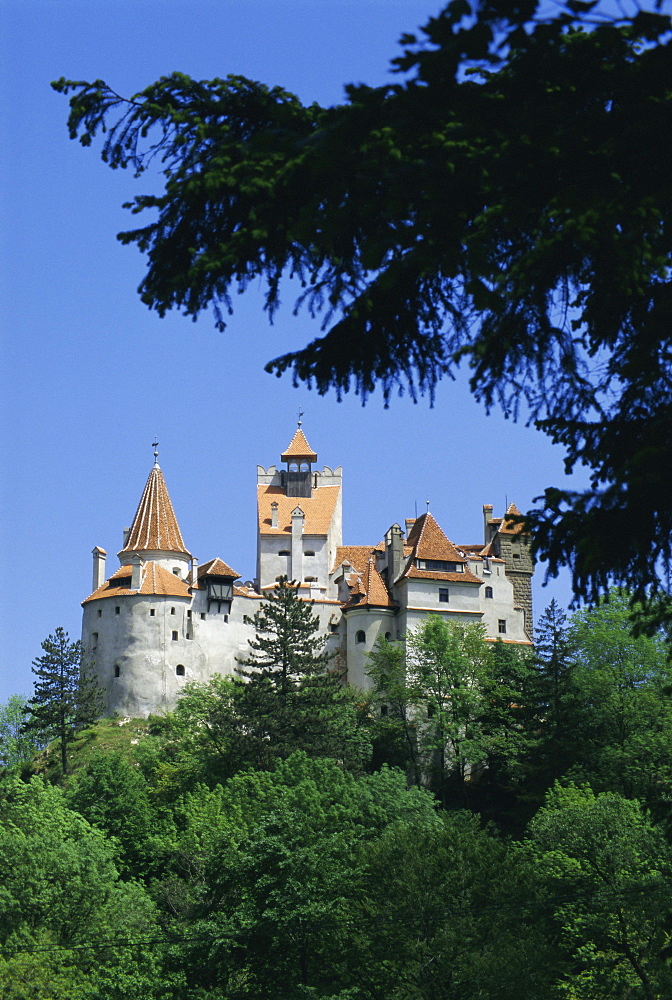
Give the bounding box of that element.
[342,557,396,610]
[120,464,190,556]
[83,561,192,603]
[398,512,482,584]
[332,545,377,577]
[496,502,527,536]
[258,484,340,535]
[198,557,240,579]
[280,428,318,462]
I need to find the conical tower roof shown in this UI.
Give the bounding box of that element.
[119,463,190,557]
[281,427,317,462]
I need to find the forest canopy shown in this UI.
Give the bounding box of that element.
[52,0,672,627]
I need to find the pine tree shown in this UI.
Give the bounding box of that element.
[22,627,103,774]
[522,600,578,800]
[237,578,365,768]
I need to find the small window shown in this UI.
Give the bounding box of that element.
[498,619,507,634]
[385,632,392,640]
[278,550,290,557]
[200,612,206,621]
[171,607,176,615]
[513,553,520,560]
[330,623,339,633]
[187,610,192,619]
[97,608,102,618]
[150,608,156,617]
[173,567,181,576]
[439,587,449,603]
[115,606,120,615]
[114,664,120,678]
[485,586,493,599]
[380,704,388,717]
[355,630,366,644]
[305,550,315,557]
[305,576,317,583]
[176,664,185,676]
[172,630,179,641]
[92,632,98,648]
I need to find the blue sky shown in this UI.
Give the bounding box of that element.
[1,0,581,702]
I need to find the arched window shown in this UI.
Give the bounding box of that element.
[278,550,290,556]
[485,586,493,599]
[114,664,120,678]
[384,632,392,641]
[304,550,315,557]
[380,704,388,717]
[176,664,185,676]
[355,630,366,644]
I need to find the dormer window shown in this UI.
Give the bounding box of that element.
[206,577,234,614]
[416,559,463,573]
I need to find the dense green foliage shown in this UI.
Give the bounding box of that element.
[6,594,672,996]
[52,0,672,628]
[0,695,42,771]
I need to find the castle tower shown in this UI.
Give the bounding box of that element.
[256,424,342,597]
[118,458,191,578]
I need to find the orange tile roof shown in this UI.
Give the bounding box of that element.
[497,502,527,535]
[405,512,466,563]
[332,545,377,576]
[342,556,396,610]
[280,427,318,462]
[120,464,190,556]
[198,557,240,579]
[258,484,340,535]
[398,512,482,584]
[83,561,192,603]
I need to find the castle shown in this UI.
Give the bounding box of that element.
[82,427,533,717]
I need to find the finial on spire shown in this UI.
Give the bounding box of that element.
[297,408,304,428]
[426,498,430,513]
[152,439,159,465]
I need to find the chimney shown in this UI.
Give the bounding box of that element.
[91,546,107,592]
[387,524,404,584]
[291,505,304,584]
[271,501,279,529]
[122,526,131,548]
[191,556,199,585]
[482,504,494,545]
[130,553,142,591]
[405,518,416,536]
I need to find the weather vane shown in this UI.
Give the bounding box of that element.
[297,408,304,428]
[152,439,159,464]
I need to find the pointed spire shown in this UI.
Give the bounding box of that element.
[120,463,190,556]
[281,427,317,463]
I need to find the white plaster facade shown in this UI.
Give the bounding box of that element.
[81,427,533,717]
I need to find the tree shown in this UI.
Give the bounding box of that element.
[52,1,672,627]
[22,628,103,774]
[366,635,422,782]
[566,592,672,803]
[529,784,672,1000]
[0,776,168,1000]
[237,576,368,768]
[0,695,42,771]
[405,616,491,807]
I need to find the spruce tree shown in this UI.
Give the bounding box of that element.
[237,578,365,768]
[23,627,102,774]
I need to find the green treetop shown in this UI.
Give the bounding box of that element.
[22,628,102,774]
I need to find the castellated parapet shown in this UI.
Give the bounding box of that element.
[82,428,532,717]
